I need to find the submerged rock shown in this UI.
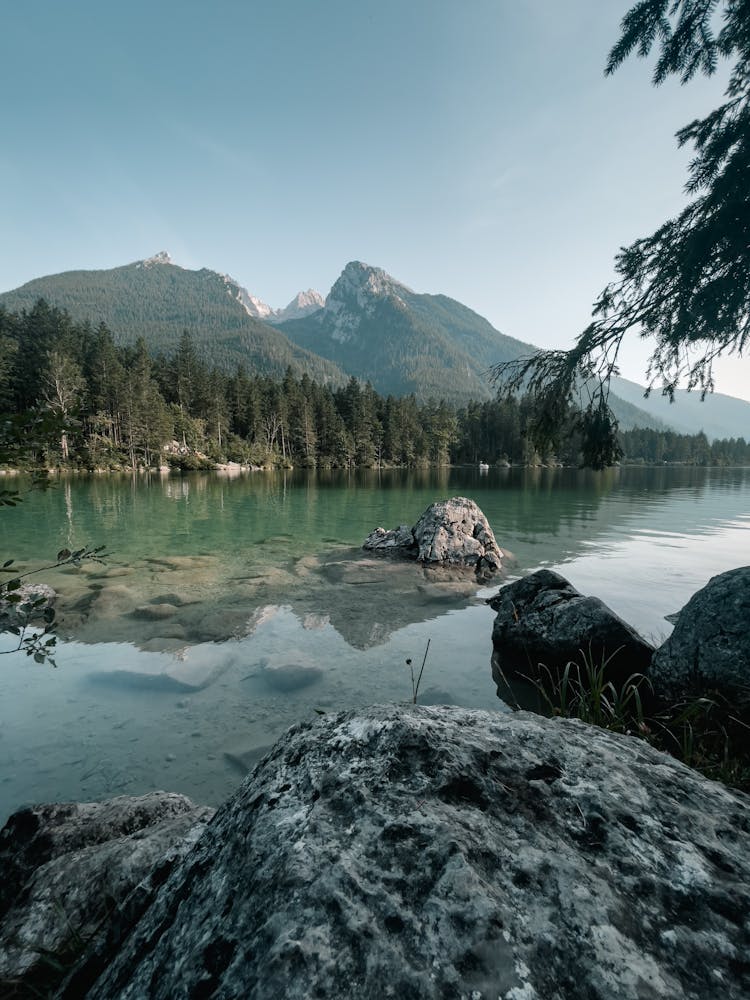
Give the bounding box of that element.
[0,793,213,996]
[3,582,58,608]
[364,496,504,579]
[651,565,750,712]
[489,569,655,690]
[74,705,750,1000]
[259,651,324,692]
[132,602,179,620]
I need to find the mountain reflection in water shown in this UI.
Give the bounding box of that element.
[0,466,748,823]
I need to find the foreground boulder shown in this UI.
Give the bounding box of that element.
[364,496,504,579]
[72,705,750,999]
[651,566,750,711]
[0,792,213,997]
[489,569,655,692]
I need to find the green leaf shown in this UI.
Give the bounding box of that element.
[33,652,46,664]
[2,560,13,568]
[57,548,71,562]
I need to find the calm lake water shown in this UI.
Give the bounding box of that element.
[1,465,749,823]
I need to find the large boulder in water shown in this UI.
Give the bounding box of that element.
[363,496,504,579]
[489,569,655,689]
[651,566,750,712]
[75,705,750,1000]
[0,792,213,996]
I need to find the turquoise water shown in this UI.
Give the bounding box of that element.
[1,465,748,822]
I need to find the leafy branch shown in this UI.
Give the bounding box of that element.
[0,545,108,665]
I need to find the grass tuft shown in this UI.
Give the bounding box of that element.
[507,644,750,793]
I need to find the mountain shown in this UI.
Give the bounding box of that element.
[0,254,345,384]
[610,376,750,442]
[275,261,540,404]
[271,289,325,324]
[236,287,325,324]
[5,252,734,434]
[274,261,668,428]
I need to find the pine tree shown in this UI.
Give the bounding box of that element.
[493,0,750,468]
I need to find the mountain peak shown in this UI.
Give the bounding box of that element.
[332,261,411,302]
[271,288,325,323]
[139,251,174,268]
[325,262,411,342]
[286,288,325,312]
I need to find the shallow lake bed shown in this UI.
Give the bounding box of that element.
[1,465,748,823]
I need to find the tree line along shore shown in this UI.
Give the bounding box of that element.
[2,300,748,472]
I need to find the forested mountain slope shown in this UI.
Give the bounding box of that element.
[0,253,346,384]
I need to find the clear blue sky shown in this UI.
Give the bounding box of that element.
[3,0,748,399]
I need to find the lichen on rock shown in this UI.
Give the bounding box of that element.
[364,496,505,580]
[60,706,750,1000]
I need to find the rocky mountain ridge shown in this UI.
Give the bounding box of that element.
[2,252,749,432]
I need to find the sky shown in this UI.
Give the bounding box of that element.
[3,0,749,401]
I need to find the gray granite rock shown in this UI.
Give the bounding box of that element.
[0,792,213,996]
[84,705,750,1000]
[364,496,504,579]
[489,569,655,689]
[651,566,750,711]
[362,523,416,553]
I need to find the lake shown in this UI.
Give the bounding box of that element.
[1,465,748,824]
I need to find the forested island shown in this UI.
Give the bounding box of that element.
[1,300,747,472]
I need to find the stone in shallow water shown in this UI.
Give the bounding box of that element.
[489,568,655,689]
[364,496,505,580]
[416,580,478,604]
[362,523,416,553]
[133,603,179,620]
[88,584,137,617]
[259,652,324,692]
[651,565,750,712]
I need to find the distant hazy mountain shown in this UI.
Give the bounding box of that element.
[238,287,325,324]
[0,254,345,384]
[611,376,750,441]
[271,289,325,324]
[275,260,540,404]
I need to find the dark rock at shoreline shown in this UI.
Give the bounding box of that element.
[0,792,213,996]
[489,569,655,690]
[66,705,750,999]
[651,565,750,711]
[364,496,504,580]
